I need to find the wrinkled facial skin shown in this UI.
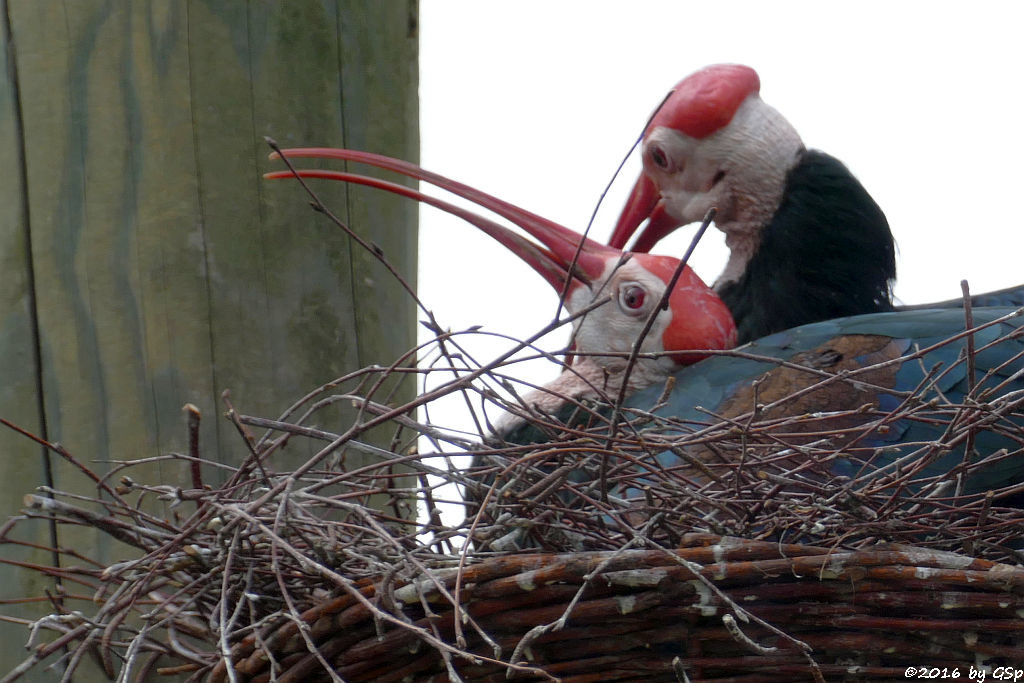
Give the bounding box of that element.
[641,95,802,230]
[567,254,736,374]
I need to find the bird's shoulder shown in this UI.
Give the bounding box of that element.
[632,307,1024,420]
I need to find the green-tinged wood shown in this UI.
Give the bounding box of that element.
[0,1,418,677]
[0,0,57,671]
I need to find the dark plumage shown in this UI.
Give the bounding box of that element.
[717,150,896,343]
[626,306,1024,499]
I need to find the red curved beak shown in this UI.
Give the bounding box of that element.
[265,148,622,295]
[607,173,683,254]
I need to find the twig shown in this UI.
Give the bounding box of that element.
[598,207,716,500]
[957,279,978,500]
[183,404,203,494]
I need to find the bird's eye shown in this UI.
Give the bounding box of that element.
[648,144,670,171]
[620,284,647,311]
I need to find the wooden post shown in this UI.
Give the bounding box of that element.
[0,1,418,675]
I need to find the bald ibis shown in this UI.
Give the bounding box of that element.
[267,148,1024,511]
[266,148,737,429]
[609,64,1024,344]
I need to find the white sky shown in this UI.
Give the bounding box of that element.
[416,2,1024,432]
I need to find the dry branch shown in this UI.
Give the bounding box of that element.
[1,313,1024,681]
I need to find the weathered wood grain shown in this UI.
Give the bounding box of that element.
[0,0,60,674]
[0,1,418,676]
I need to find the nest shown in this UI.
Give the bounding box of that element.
[209,538,1024,683]
[2,304,1024,683]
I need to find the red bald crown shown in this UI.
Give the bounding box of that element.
[648,64,760,139]
[633,254,737,364]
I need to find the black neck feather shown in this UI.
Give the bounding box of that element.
[718,149,895,344]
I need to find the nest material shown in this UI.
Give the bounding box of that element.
[2,313,1024,682]
[212,536,1024,682]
